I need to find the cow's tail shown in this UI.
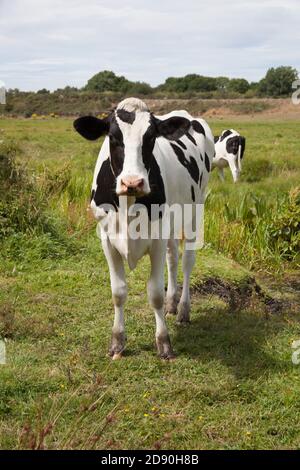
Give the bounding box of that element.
[237,138,242,171]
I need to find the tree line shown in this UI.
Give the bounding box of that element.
[2,66,298,116]
[6,66,299,99]
[82,66,298,97]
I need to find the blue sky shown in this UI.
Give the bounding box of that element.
[0,0,299,91]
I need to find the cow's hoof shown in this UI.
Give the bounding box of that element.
[112,352,123,360]
[165,297,178,316]
[156,334,175,360]
[109,331,126,358]
[160,353,176,361]
[176,302,191,325]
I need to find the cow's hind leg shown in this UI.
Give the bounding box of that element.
[177,242,196,325]
[102,238,127,359]
[165,238,179,315]
[148,241,175,360]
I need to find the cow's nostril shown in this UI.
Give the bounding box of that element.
[121,177,144,190]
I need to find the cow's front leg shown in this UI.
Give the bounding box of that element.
[102,238,127,359]
[148,241,175,360]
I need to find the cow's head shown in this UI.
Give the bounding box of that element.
[74,98,190,197]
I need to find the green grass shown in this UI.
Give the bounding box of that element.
[0,117,300,449]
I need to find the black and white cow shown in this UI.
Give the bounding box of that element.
[213,129,246,182]
[74,98,214,359]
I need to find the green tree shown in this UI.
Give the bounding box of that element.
[37,88,50,94]
[85,70,131,93]
[258,66,298,96]
[127,81,153,95]
[216,76,230,91]
[228,78,250,94]
[159,74,217,93]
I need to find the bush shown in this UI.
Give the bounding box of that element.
[269,187,300,260]
[229,101,274,115]
[242,159,274,182]
[0,141,75,259]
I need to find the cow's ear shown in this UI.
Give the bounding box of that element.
[155,116,191,140]
[73,116,109,140]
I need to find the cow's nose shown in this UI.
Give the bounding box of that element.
[121,177,144,192]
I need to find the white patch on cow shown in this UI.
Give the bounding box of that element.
[115,99,151,195]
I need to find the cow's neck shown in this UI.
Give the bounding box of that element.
[109,196,151,270]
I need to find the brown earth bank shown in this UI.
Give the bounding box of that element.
[1,98,300,120]
[144,98,300,120]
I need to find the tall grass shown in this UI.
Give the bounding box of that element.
[0,141,78,263]
[206,188,300,272]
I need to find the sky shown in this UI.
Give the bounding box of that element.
[0,0,299,91]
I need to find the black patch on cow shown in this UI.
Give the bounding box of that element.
[204,153,210,172]
[199,172,203,188]
[191,120,205,136]
[170,143,199,184]
[73,115,109,141]
[191,186,195,202]
[214,136,219,143]
[109,115,125,176]
[141,119,157,171]
[138,155,166,219]
[131,117,166,219]
[93,158,118,210]
[185,132,197,146]
[189,157,200,183]
[91,189,95,201]
[220,130,232,142]
[116,109,136,124]
[155,116,191,141]
[176,139,187,150]
[226,136,246,157]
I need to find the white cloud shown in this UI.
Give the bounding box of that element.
[0,0,299,90]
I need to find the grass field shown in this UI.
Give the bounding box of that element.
[0,116,300,449]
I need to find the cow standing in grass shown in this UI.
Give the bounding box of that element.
[213,129,246,182]
[74,98,214,359]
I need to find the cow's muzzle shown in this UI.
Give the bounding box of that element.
[119,176,146,197]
